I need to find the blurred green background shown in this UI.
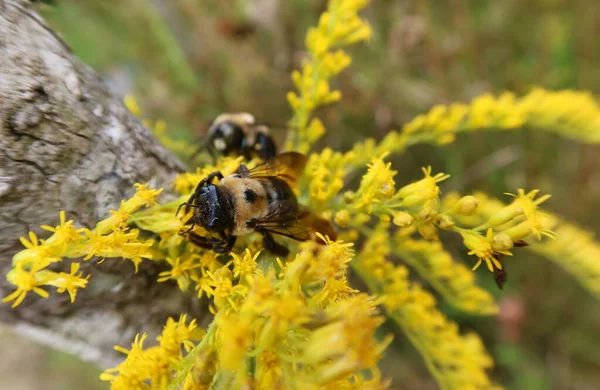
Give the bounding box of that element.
[4,0,600,389]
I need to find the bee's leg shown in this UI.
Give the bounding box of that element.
[179,223,195,235]
[176,202,200,216]
[209,231,232,254]
[186,232,225,251]
[260,231,289,257]
[214,231,237,253]
[199,171,224,186]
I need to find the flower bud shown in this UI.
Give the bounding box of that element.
[379,182,395,199]
[491,232,513,252]
[417,207,436,221]
[418,224,439,240]
[334,210,350,228]
[343,191,356,203]
[436,214,455,230]
[392,211,413,227]
[455,195,479,216]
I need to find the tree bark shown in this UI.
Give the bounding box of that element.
[0,0,207,368]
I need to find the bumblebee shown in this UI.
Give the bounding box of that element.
[178,152,336,256]
[205,112,278,161]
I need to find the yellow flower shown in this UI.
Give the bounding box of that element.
[312,276,358,304]
[13,231,61,267]
[202,267,247,311]
[396,166,450,207]
[462,229,510,272]
[256,350,283,389]
[43,263,90,303]
[353,155,397,212]
[41,211,85,247]
[232,249,260,279]
[217,313,254,371]
[257,288,312,349]
[303,295,390,384]
[2,262,50,308]
[157,314,198,354]
[305,234,354,281]
[158,256,200,290]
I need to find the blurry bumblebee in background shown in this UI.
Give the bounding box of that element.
[201,112,278,161]
[177,152,336,256]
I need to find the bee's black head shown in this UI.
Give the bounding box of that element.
[196,184,231,233]
[208,121,245,155]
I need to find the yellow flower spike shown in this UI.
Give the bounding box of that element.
[436,214,455,230]
[393,233,498,315]
[102,315,199,388]
[301,148,350,208]
[286,0,372,152]
[244,270,276,312]
[334,210,351,227]
[302,295,388,384]
[355,243,500,389]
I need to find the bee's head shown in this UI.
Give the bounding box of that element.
[208,121,245,155]
[196,184,230,232]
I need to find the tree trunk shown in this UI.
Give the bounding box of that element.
[0,0,207,368]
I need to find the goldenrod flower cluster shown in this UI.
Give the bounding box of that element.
[3,184,160,308]
[100,315,201,389]
[5,1,600,389]
[458,192,600,301]
[355,224,502,390]
[286,0,372,153]
[401,88,600,146]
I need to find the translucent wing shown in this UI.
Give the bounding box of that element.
[251,201,337,242]
[240,152,307,188]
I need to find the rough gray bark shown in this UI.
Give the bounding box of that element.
[0,0,208,368]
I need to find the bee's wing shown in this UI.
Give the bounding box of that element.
[240,152,306,188]
[251,201,337,242]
